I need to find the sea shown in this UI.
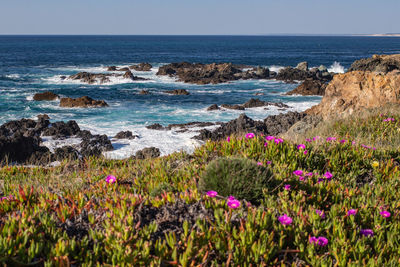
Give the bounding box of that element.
[1,35,399,159]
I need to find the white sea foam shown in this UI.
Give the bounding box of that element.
[328,61,345,73]
[268,65,285,73]
[41,137,83,153]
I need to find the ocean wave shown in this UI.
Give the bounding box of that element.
[328,61,345,73]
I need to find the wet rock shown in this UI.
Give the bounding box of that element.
[285,80,327,96]
[166,121,215,130]
[135,147,160,159]
[68,72,112,84]
[139,90,150,95]
[54,146,80,161]
[33,91,59,101]
[118,67,130,72]
[221,104,245,110]
[146,123,165,130]
[60,76,67,80]
[242,98,268,108]
[59,96,109,108]
[107,66,118,71]
[114,131,138,140]
[80,134,113,158]
[276,65,333,83]
[130,63,152,71]
[42,121,80,138]
[207,104,220,111]
[164,89,190,95]
[123,70,134,79]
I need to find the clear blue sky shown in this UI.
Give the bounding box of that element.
[0,0,399,35]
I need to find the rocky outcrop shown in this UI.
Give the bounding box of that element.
[164,89,190,95]
[207,104,220,111]
[33,92,59,101]
[263,112,307,136]
[156,62,272,84]
[42,120,80,138]
[276,66,333,83]
[80,134,113,158]
[130,63,152,71]
[60,96,109,108]
[210,99,290,111]
[135,147,161,159]
[114,131,138,140]
[285,80,327,96]
[348,54,400,73]
[107,66,118,71]
[307,70,400,119]
[146,123,165,130]
[67,71,147,84]
[139,90,150,95]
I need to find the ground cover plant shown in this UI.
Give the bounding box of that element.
[1,111,400,266]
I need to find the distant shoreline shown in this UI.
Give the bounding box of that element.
[355,34,400,37]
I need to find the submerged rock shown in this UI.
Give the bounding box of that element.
[59,96,109,108]
[130,63,152,71]
[33,91,59,101]
[164,89,190,95]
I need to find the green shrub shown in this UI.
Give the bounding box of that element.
[199,157,275,203]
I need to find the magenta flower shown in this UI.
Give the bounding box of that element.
[313,136,320,141]
[309,236,328,246]
[299,176,305,181]
[352,141,356,145]
[347,209,357,216]
[309,236,318,244]
[323,172,333,180]
[278,214,293,225]
[284,184,291,190]
[226,136,231,142]
[317,178,324,183]
[274,138,283,144]
[206,191,218,197]
[228,196,236,201]
[380,211,391,218]
[264,142,268,147]
[105,175,117,184]
[257,162,263,166]
[266,136,275,141]
[305,172,313,177]
[316,209,325,218]
[383,118,395,122]
[360,229,374,237]
[297,144,306,150]
[266,161,272,165]
[340,139,347,143]
[304,150,308,155]
[306,138,312,142]
[245,133,255,139]
[293,170,303,176]
[326,137,336,142]
[227,199,241,209]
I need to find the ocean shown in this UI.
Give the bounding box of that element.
[1,35,399,158]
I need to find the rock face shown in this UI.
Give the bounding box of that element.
[156,62,271,84]
[164,89,190,95]
[33,92,59,101]
[307,70,400,119]
[285,80,327,96]
[130,63,152,71]
[42,120,80,138]
[276,67,333,83]
[296,61,309,72]
[348,54,400,73]
[60,96,109,108]
[194,112,305,141]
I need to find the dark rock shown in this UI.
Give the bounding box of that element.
[139,90,150,95]
[60,96,109,108]
[33,91,59,101]
[76,130,93,140]
[348,54,400,73]
[207,104,220,111]
[54,146,80,161]
[42,120,80,138]
[285,80,327,96]
[166,121,215,130]
[242,98,267,108]
[123,70,134,79]
[276,67,333,83]
[60,76,67,80]
[118,67,130,72]
[135,147,160,159]
[68,72,112,84]
[146,123,165,130]
[130,63,152,71]
[164,89,190,95]
[263,112,307,136]
[221,104,245,110]
[80,134,113,158]
[0,135,42,163]
[114,131,138,140]
[107,66,118,71]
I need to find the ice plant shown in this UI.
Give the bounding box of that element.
[304,150,308,155]
[228,196,236,201]
[380,211,391,218]
[360,229,374,237]
[274,138,284,144]
[306,138,312,142]
[297,144,306,150]
[245,133,255,139]
[226,136,231,142]
[284,184,291,190]
[309,236,328,246]
[293,170,303,176]
[313,136,320,141]
[316,209,325,218]
[347,209,357,216]
[264,142,268,147]
[227,199,241,209]
[372,161,379,168]
[326,137,336,142]
[266,136,274,141]
[206,191,218,197]
[266,161,272,165]
[278,214,293,225]
[257,162,263,166]
[323,172,333,180]
[299,176,305,181]
[305,172,313,177]
[340,139,347,143]
[106,175,117,184]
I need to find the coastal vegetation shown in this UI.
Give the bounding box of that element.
[1,108,400,266]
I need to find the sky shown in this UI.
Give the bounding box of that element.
[0,0,399,35]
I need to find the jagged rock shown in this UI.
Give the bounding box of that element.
[130,63,152,71]
[207,104,220,111]
[42,121,80,138]
[54,146,80,161]
[80,135,113,158]
[146,123,165,130]
[164,89,190,95]
[59,96,109,108]
[242,98,268,108]
[166,121,215,130]
[263,112,307,136]
[33,91,59,101]
[123,70,134,79]
[114,131,138,140]
[276,65,333,83]
[221,104,245,110]
[118,67,130,72]
[296,62,309,72]
[285,80,327,96]
[135,147,160,159]
[68,72,112,84]
[107,66,118,71]
[348,54,400,73]
[307,69,400,119]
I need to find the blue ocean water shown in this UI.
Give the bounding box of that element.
[1,35,399,158]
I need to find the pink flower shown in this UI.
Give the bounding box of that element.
[309,236,328,246]
[227,199,241,209]
[297,144,306,150]
[340,139,347,143]
[293,170,303,176]
[284,184,291,190]
[106,175,117,184]
[317,178,324,183]
[326,137,336,142]
[316,209,325,218]
[383,118,395,122]
[245,133,255,139]
[303,150,308,155]
[266,136,275,141]
[228,196,236,201]
[323,172,333,180]
[274,138,284,144]
[347,209,357,216]
[360,229,374,237]
[380,211,391,218]
[352,141,356,145]
[257,162,263,166]
[226,136,231,142]
[299,176,305,181]
[305,172,313,177]
[309,236,318,244]
[206,191,218,197]
[264,142,268,147]
[306,138,312,142]
[313,136,320,141]
[266,161,272,165]
[278,214,293,225]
